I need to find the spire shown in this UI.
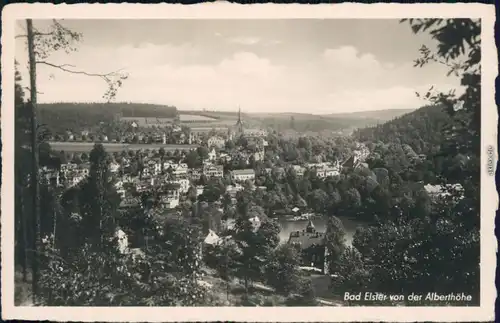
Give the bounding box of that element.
[235,105,244,135]
[306,219,315,233]
[238,106,241,123]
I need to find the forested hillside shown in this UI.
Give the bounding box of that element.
[352,105,450,155]
[38,102,177,134]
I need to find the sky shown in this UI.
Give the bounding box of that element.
[15,19,462,114]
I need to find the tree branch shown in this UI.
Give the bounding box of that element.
[35,61,124,78]
[24,86,44,95]
[16,32,55,39]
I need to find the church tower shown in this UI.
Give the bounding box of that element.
[235,106,244,135]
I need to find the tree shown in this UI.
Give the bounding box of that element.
[330,247,371,296]
[21,20,129,102]
[265,244,301,296]
[199,179,225,203]
[232,216,280,295]
[78,144,120,249]
[187,185,198,203]
[159,147,166,174]
[308,189,328,214]
[14,60,32,283]
[325,216,347,274]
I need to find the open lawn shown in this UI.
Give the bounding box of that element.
[48,141,198,153]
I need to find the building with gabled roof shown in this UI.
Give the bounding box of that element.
[288,220,327,272]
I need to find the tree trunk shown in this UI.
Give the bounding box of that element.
[20,188,28,282]
[27,19,41,305]
[52,207,57,246]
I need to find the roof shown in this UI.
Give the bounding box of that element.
[232,169,255,175]
[204,230,220,245]
[288,230,325,249]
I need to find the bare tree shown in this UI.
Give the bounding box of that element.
[19,18,128,304]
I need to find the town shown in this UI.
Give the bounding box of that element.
[11,16,481,309]
[39,108,370,270]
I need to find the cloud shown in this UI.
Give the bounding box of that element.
[323,46,382,71]
[15,39,461,114]
[227,36,261,45]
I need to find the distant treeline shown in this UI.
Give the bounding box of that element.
[258,116,384,133]
[38,102,178,134]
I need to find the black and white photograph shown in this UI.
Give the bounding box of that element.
[1,3,496,322]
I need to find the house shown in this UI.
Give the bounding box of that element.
[109,162,120,173]
[158,183,181,209]
[116,188,127,199]
[208,148,217,162]
[204,230,221,245]
[243,128,268,137]
[172,163,189,177]
[219,152,232,163]
[208,136,226,149]
[252,151,264,162]
[249,215,261,232]
[172,178,190,194]
[288,220,327,273]
[341,154,359,169]
[60,163,78,175]
[189,168,203,181]
[114,228,129,254]
[119,197,141,209]
[196,185,204,196]
[231,169,255,183]
[226,184,244,198]
[203,164,224,178]
[40,167,61,187]
[292,165,306,177]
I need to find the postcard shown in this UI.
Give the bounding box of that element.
[1,2,496,322]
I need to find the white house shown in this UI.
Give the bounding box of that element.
[160,184,181,209]
[203,164,224,178]
[109,162,120,173]
[172,163,189,176]
[208,136,226,149]
[172,178,190,194]
[231,169,255,182]
[114,229,129,254]
[204,230,221,245]
[249,216,261,232]
[292,165,306,177]
[208,148,217,162]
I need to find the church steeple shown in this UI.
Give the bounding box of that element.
[235,105,244,135]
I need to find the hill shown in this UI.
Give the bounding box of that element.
[352,105,450,155]
[39,102,178,134]
[325,108,416,121]
[248,109,416,133]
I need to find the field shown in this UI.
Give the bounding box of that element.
[179,114,218,122]
[48,141,198,153]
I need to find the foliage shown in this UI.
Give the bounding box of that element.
[231,215,280,293]
[38,238,207,306]
[330,246,371,295]
[264,244,301,296]
[284,277,318,306]
[324,216,347,272]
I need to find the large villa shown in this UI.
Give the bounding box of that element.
[288,220,328,273]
